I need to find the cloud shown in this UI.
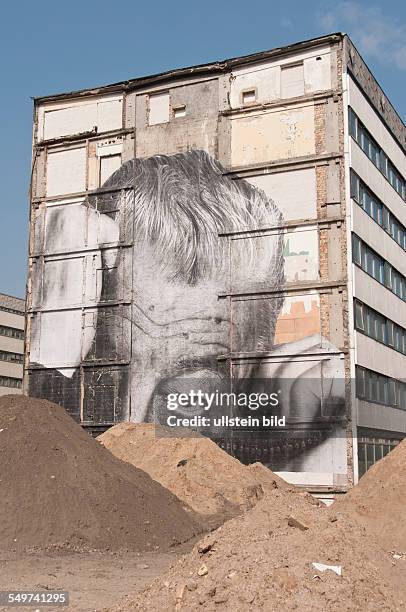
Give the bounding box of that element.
[319,2,406,71]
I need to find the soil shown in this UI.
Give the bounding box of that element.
[105,480,406,611]
[98,423,293,528]
[0,395,201,552]
[333,438,406,553]
[0,549,183,612]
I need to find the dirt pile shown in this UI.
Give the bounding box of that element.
[98,423,292,527]
[107,482,405,611]
[0,395,201,552]
[333,438,406,552]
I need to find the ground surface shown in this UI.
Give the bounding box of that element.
[0,550,182,612]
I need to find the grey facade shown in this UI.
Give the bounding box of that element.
[25,33,406,494]
[0,293,25,395]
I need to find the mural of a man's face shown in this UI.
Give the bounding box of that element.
[36,149,345,470]
[115,150,284,422]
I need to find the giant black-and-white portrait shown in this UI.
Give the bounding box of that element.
[29,150,346,474]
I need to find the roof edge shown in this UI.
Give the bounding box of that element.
[33,32,344,104]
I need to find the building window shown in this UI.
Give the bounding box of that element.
[358,436,401,478]
[356,366,406,410]
[352,233,406,302]
[241,89,257,105]
[0,325,24,340]
[281,63,304,99]
[173,105,186,118]
[0,375,22,389]
[148,92,170,126]
[354,299,406,356]
[350,171,406,251]
[348,108,405,201]
[0,306,24,315]
[0,350,23,364]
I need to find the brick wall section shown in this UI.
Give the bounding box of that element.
[314,103,326,155]
[314,101,330,341]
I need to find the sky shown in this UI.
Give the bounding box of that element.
[0,0,405,298]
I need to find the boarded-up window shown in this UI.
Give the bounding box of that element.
[281,63,304,99]
[231,293,321,352]
[230,106,315,167]
[41,97,123,141]
[46,147,87,196]
[44,203,87,254]
[83,366,129,424]
[43,104,97,141]
[149,92,170,125]
[100,155,121,185]
[246,168,317,221]
[42,257,84,307]
[97,99,122,132]
[242,89,256,104]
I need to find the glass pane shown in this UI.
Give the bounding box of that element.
[366,444,375,470]
[375,444,383,461]
[358,443,367,478]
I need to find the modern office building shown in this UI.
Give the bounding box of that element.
[0,293,25,395]
[25,32,405,496]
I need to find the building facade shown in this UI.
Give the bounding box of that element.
[25,33,406,496]
[0,293,25,395]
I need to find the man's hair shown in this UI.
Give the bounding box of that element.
[101,149,284,288]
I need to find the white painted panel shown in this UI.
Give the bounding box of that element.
[281,64,304,99]
[149,92,169,125]
[39,96,123,141]
[304,55,331,93]
[283,226,319,282]
[229,46,331,109]
[246,168,317,220]
[97,99,123,132]
[97,141,123,157]
[37,310,83,368]
[46,147,87,196]
[42,257,83,308]
[100,154,121,185]
[44,203,87,253]
[230,66,280,108]
[43,104,97,140]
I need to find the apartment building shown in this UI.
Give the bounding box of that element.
[0,293,25,395]
[25,33,406,495]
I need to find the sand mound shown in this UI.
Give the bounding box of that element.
[98,423,292,527]
[333,438,406,552]
[0,395,201,552]
[107,481,404,611]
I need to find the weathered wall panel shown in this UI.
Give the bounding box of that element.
[135,80,219,157]
[245,168,317,220]
[230,105,316,167]
[38,95,123,141]
[46,146,87,196]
